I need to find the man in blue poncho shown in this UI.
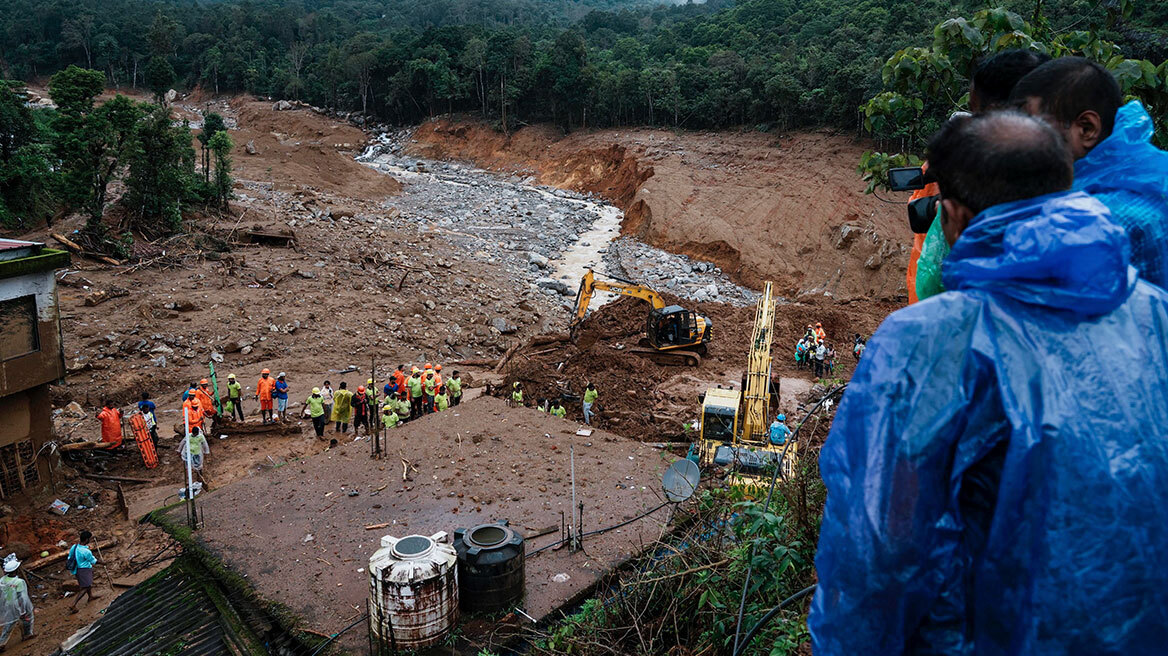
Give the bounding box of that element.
[810,111,1168,654]
[1012,56,1168,288]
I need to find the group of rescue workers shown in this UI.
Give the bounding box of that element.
[173,364,467,441]
[794,322,838,378]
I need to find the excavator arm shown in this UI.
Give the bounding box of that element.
[572,269,666,327]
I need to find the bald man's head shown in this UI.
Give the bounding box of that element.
[927,111,1073,245]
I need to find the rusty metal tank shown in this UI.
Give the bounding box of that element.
[368,532,459,649]
[453,522,525,613]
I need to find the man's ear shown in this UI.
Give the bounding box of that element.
[940,198,974,247]
[1072,110,1105,151]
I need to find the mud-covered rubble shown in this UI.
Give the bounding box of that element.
[358,130,758,308]
[604,237,757,305]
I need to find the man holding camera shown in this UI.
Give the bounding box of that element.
[811,111,1168,654]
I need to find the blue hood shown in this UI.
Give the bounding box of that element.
[1076,101,1163,195]
[941,191,1135,315]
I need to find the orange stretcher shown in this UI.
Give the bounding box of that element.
[130,413,158,469]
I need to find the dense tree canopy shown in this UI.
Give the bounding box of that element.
[3,0,1164,133]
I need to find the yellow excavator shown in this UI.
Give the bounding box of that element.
[571,269,713,366]
[698,281,794,482]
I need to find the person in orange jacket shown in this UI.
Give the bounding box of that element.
[97,401,123,448]
[255,368,276,424]
[195,379,218,432]
[182,385,205,433]
[433,364,444,391]
[814,322,827,343]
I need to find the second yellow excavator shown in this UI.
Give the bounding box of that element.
[571,269,712,366]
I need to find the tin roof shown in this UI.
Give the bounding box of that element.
[54,562,261,656]
[0,239,41,261]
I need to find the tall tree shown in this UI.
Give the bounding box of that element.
[0,81,54,227]
[50,66,143,234]
[208,130,234,211]
[125,103,196,235]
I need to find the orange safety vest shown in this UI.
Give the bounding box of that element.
[257,376,276,401]
[98,407,122,447]
[183,398,204,428]
[196,387,217,416]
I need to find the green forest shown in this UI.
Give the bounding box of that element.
[3,0,1165,133]
[1,0,1166,235]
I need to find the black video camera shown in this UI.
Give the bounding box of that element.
[889,166,938,235]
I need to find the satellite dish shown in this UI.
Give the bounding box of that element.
[662,459,701,503]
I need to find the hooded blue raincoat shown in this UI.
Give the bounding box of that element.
[810,191,1168,655]
[1073,100,1168,288]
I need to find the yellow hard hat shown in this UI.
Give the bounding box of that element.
[228,373,236,379]
[367,378,373,384]
[312,387,321,395]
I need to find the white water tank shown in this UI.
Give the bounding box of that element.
[368,532,459,649]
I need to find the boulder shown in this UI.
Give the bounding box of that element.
[536,277,572,296]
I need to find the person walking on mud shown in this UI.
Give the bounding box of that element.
[178,426,211,487]
[320,381,335,424]
[331,382,353,433]
[226,374,244,421]
[67,530,100,614]
[256,368,276,424]
[582,382,598,424]
[273,373,290,422]
[352,386,371,436]
[0,554,34,647]
[304,388,327,437]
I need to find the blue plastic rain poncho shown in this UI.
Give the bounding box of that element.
[810,191,1168,655]
[1073,100,1168,288]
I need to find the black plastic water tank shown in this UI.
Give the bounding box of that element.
[453,522,525,613]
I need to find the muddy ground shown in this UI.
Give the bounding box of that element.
[179,396,675,654]
[409,119,911,301]
[1,94,902,654]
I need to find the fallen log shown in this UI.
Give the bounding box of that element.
[494,333,570,373]
[494,341,523,373]
[51,233,122,266]
[26,538,117,571]
[82,473,154,484]
[450,357,498,367]
[364,522,391,531]
[83,287,129,307]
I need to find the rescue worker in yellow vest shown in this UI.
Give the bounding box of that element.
[422,368,438,414]
[304,388,327,437]
[226,374,244,421]
[434,386,450,412]
[381,405,400,430]
[510,381,524,407]
[448,371,463,406]
[407,369,424,419]
[550,399,567,418]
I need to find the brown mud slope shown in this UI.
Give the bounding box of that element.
[497,293,898,442]
[229,98,401,198]
[411,119,908,301]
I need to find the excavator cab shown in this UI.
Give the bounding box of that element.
[645,306,712,353]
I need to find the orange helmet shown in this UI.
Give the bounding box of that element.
[261,368,271,374]
[357,386,366,394]
[435,364,442,371]
[424,363,433,370]
[816,322,822,327]
[199,378,209,385]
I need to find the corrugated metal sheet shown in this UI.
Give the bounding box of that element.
[54,563,255,656]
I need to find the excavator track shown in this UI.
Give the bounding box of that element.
[628,346,702,366]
